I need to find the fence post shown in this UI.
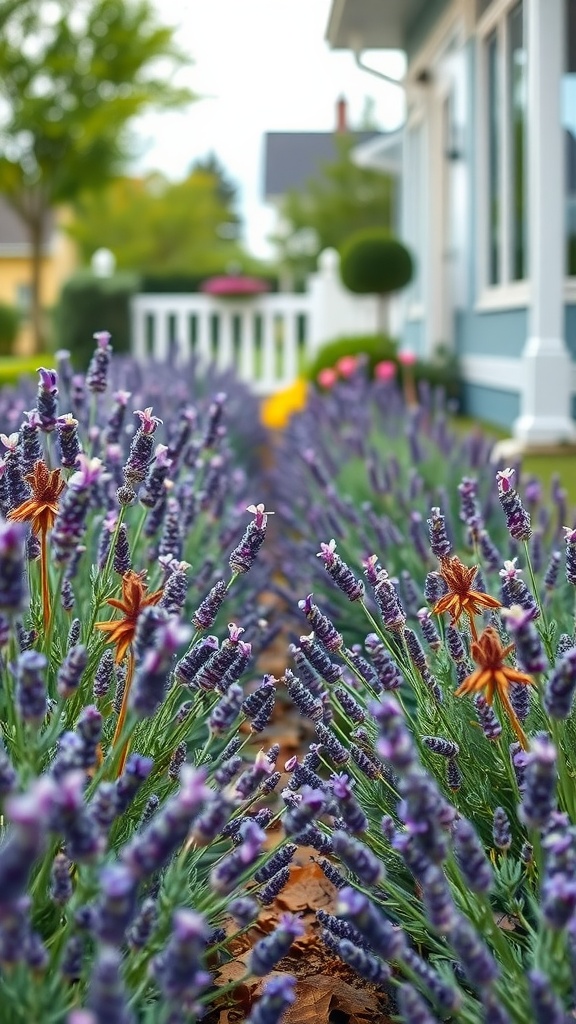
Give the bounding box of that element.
[307,248,380,360]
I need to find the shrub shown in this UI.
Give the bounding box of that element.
[141,272,279,294]
[305,334,399,382]
[339,229,414,296]
[55,271,140,368]
[0,302,20,356]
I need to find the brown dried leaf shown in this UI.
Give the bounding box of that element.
[282,975,394,1024]
[275,861,337,914]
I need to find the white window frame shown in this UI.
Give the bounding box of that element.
[476,0,576,308]
[404,107,426,321]
[476,0,529,309]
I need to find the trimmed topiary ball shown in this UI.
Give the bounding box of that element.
[339,229,414,296]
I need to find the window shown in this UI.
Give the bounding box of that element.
[487,31,500,284]
[509,2,526,279]
[480,0,527,289]
[565,0,576,274]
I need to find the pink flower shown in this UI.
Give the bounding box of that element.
[335,355,358,379]
[317,367,338,389]
[398,350,417,366]
[374,360,397,382]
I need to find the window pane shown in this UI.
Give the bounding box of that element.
[487,31,500,284]
[509,2,526,279]
[566,0,576,274]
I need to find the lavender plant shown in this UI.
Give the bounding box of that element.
[269,368,576,1021]
[0,340,297,1023]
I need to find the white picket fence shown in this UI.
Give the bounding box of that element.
[130,249,384,394]
[130,293,313,395]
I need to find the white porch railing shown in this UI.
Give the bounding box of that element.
[130,249,383,394]
[130,292,313,395]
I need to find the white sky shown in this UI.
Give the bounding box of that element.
[132,0,405,258]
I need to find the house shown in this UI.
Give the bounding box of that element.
[326,0,576,446]
[262,98,399,263]
[0,198,77,354]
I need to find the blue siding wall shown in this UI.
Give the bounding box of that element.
[461,383,520,428]
[403,319,425,355]
[455,308,528,358]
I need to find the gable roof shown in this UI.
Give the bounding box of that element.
[263,131,381,199]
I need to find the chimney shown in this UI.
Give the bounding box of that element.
[336,95,348,133]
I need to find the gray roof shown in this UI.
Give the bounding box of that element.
[263,131,381,199]
[0,196,53,250]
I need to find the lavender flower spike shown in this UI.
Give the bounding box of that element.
[544,648,576,719]
[249,913,305,975]
[519,734,557,830]
[316,539,364,602]
[496,467,532,541]
[86,947,134,1024]
[246,975,296,1024]
[86,331,112,394]
[0,520,27,614]
[229,503,272,574]
[564,526,576,585]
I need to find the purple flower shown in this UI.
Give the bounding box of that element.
[372,695,417,773]
[86,332,112,394]
[452,818,493,894]
[298,594,343,652]
[492,807,512,850]
[501,604,546,673]
[130,620,190,718]
[427,506,452,560]
[544,648,576,719]
[249,913,304,975]
[86,947,134,1024]
[336,887,405,959]
[36,367,59,432]
[94,864,137,946]
[397,984,441,1024]
[316,539,364,601]
[332,831,384,885]
[527,969,566,1024]
[0,520,27,614]
[16,650,47,725]
[152,909,211,1003]
[496,468,532,541]
[246,974,296,1024]
[520,734,557,830]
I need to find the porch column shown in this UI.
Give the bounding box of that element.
[513,0,576,445]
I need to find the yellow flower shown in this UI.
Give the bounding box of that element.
[260,378,308,430]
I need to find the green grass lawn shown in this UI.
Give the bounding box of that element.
[453,415,576,508]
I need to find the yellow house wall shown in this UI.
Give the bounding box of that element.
[0,207,78,354]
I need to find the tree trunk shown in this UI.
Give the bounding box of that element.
[29,215,45,354]
[377,293,389,336]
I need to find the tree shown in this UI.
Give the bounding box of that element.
[0,0,194,350]
[274,134,395,284]
[68,167,250,276]
[340,228,413,332]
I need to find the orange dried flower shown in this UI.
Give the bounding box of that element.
[433,555,501,639]
[95,569,163,663]
[8,460,65,536]
[455,626,535,749]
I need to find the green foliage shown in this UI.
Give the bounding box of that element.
[55,271,139,367]
[140,272,279,294]
[339,228,414,295]
[304,334,461,402]
[0,354,55,384]
[68,169,258,277]
[0,0,194,346]
[276,134,395,282]
[0,301,20,354]
[304,333,398,381]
